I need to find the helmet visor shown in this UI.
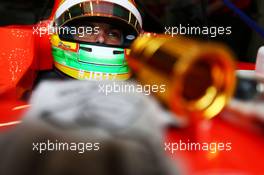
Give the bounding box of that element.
[58,17,138,48]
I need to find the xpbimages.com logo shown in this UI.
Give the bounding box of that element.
[98,82,166,96]
[32,22,100,37]
[32,140,100,154]
[165,140,232,154]
[165,24,232,38]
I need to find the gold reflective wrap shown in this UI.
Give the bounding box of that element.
[128,34,236,120]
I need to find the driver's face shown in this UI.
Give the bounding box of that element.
[74,23,122,45]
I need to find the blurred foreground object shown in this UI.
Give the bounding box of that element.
[0,81,179,175]
[128,34,236,120]
[256,46,264,78]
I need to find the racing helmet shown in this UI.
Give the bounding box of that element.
[51,0,143,80]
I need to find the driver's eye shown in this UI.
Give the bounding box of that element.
[108,30,121,39]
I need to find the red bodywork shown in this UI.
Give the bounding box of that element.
[0,0,60,129]
[0,0,263,174]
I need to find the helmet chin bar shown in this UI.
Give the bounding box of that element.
[51,38,131,81]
